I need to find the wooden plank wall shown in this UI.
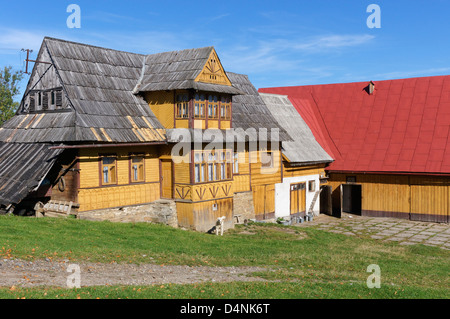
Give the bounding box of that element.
[78,146,160,212]
[328,173,450,222]
[145,91,174,129]
[250,150,282,219]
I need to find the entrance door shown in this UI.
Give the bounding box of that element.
[341,184,362,215]
[160,159,173,199]
[290,183,306,216]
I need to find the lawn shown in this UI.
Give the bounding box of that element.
[0,214,448,299]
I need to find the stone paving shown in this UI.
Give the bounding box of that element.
[295,213,450,250]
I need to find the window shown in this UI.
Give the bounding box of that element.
[194,150,232,183]
[194,94,205,118]
[176,94,189,119]
[308,180,316,192]
[194,152,206,183]
[220,96,231,120]
[233,152,239,174]
[130,155,145,183]
[208,95,218,119]
[261,151,274,169]
[346,176,357,183]
[28,93,35,112]
[27,88,63,112]
[101,156,117,185]
[38,92,42,108]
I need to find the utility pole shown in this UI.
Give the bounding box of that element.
[21,48,52,74]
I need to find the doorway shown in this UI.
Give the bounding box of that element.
[341,184,362,215]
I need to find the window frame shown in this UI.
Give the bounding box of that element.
[176,93,189,119]
[100,154,118,186]
[193,150,233,184]
[194,94,205,119]
[207,95,219,119]
[220,96,231,120]
[129,154,145,183]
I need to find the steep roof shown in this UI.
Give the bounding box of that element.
[228,72,291,142]
[0,142,64,206]
[136,47,243,95]
[259,93,333,165]
[259,75,450,175]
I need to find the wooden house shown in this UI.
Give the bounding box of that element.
[260,76,450,223]
[0,37,331,231]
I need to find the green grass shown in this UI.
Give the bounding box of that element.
[0,215,449,299]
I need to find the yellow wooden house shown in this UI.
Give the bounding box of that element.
[0,37,333,231]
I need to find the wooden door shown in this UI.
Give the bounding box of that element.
[160,160,173,199]
[290,183,306,216]
[320,185,332,215]
[252,185,275,220]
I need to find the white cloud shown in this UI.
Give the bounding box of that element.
[0,28,46,52]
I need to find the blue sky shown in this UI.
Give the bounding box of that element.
[1,0,449,99]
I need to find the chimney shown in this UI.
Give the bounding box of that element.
[368,81,375,95]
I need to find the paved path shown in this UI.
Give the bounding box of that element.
[295,213,450,250]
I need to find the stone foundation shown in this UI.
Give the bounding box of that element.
[233,191,255,223]
[77,199,178,228]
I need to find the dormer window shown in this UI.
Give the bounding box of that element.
[26,88,63,112]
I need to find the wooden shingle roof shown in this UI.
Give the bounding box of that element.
[259,93,333,165]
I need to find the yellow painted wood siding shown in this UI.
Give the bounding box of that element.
[250,150,282,187]
[78,146,161,212]
[410,176,449,221]
[233,175,250,193]
[145,91,174,129]
[283,164,327,178]
[173,161,190,184]
[78,183,160,212]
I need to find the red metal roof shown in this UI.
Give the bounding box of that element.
[259,75,450,175]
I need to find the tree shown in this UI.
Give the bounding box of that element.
[0,66,24,125]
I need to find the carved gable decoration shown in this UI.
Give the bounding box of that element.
[195,49,231,86]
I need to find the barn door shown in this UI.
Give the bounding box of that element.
[252,185,275,220]
[341,184,362,215]
[320,185,332,215]
[160,159,173,199]
[290,183,306,216]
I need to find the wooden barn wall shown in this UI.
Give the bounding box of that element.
[283,164,327,179]
[77,146,160,212]
[249,149,282,219]
[328,173,449,222]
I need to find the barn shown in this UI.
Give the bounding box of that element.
[260,76,450,223]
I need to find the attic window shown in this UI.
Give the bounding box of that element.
[27,88,63,112]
